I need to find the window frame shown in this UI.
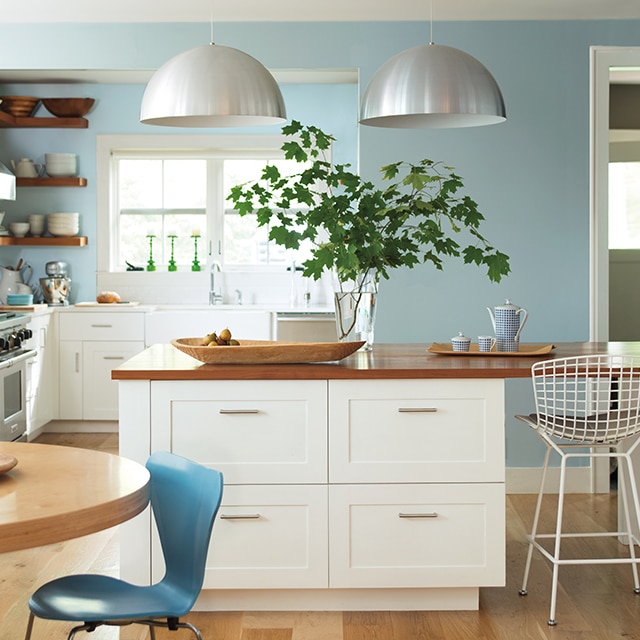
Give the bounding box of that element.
[96,133,303,274]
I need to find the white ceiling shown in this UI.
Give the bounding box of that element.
[2,0,640,23]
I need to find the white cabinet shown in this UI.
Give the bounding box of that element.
[26,312,57,434]
[149,379,328,589]
[58,313,145,420]
[119,375,505,610]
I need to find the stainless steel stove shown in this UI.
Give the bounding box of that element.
[0,312,35,441]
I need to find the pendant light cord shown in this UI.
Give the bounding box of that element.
[429,0,434,45]
[210,0,215,44]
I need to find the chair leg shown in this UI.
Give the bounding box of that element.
[520,445,552,596]
[24,612,35,640]
[547,452,569,626]
[619,450,640,593]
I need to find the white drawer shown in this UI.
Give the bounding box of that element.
[329,379,505,483]
[202,484,329,589]
[150,380,328,484]
[59,312,145,341]
[329,483,505,589]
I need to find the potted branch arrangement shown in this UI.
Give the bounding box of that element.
[228,120,511,349]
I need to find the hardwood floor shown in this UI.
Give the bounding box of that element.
[3,433,640,640]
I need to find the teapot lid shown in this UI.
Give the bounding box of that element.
[495,298,521,310]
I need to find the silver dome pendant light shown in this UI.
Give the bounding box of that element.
[360,3,506,129]
[140,2,286,128]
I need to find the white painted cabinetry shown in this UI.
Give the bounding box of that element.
[119,375,505,610]
[26,312,57,435]
[58,313,145,420]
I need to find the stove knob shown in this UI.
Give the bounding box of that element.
[18,328,32,341]
[0,337,6,350]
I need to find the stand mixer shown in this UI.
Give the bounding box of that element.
[39,261,71,306]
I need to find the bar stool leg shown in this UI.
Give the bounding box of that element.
[520,446,552,596]
[547,453,569,626]
[619,450,640,592]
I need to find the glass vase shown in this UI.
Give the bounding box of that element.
[334,273,378,351]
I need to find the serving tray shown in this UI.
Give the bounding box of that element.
[172,338,365,365]
[427,343,556,356]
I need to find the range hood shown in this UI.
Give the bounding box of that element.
[0,162,16,200]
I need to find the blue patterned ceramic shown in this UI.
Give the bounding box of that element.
[487,299,528,352]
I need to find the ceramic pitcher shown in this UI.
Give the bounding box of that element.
[0,264,33,304]
[487,299,528,351]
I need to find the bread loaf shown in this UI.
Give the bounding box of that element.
[96,291,121,304]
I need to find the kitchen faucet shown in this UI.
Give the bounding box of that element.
[209,261,223,305]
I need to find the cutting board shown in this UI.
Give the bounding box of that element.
[75,301,140,307]
[0,304,49,312]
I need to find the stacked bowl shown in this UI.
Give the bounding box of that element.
[48,213,79,237]
[45,153,77,178]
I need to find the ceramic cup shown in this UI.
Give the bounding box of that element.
[478,335,497,352]
[451,332,471,352]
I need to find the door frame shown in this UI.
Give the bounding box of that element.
[589,46,640,492]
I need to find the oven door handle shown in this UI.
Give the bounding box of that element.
[0,349,37,370]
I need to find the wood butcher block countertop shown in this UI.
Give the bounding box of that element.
[112,342,640,381]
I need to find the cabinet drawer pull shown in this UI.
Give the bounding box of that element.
[219,409,260,415]
[103,356,126,361]
[398,512,439,519]
[91,324,113,328]
[398,407,438,413]
[220,513,261,520]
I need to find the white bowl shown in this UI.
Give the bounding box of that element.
[9,222,30,237]
[49,228,78,237]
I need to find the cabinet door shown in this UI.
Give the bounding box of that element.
[58,340,83,420]
[150,380,327,484]
[83,341,144,420]
[27,313,57,431]
[329,379,505,483]
[329,483,505,589]
[191,484,328,590]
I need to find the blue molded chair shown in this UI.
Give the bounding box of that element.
[24,451,224,640]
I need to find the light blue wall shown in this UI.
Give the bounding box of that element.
[1,20,639,467]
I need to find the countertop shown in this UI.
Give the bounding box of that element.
[112,342,640,382]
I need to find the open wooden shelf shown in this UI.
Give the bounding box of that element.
[16,177,87,187]
[0,236,88,246]
[0,110,88,129]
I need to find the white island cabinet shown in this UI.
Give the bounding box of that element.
[115,344,509,612]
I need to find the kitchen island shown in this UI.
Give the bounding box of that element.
[113,342,638,612]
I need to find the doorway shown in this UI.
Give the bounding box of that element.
[590,46,640,342]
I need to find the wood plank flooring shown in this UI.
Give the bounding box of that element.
[2,433,640,639]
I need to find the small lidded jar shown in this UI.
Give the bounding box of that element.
[451,332,471,352]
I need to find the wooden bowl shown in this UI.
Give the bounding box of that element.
[0,96,41,117]
[41,98,95,118]
[171,337,365,365]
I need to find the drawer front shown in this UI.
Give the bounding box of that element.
[329,483,505,589]
[201,484,329,589]
[150,380,327,484]
[59,312,145,341]
[329,379,505,483]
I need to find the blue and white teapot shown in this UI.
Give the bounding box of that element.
[487,299,528,351]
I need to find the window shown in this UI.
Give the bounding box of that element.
[98,135,316,273]
[609,161,640,249]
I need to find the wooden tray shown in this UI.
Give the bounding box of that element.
[427,343,556,356]
[172,338,365,365]
[0,452,18,474]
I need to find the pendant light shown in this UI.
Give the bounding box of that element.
[360,4,505,129]
[140,3,286,128]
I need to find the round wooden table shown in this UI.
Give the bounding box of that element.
[0,441,150,552]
